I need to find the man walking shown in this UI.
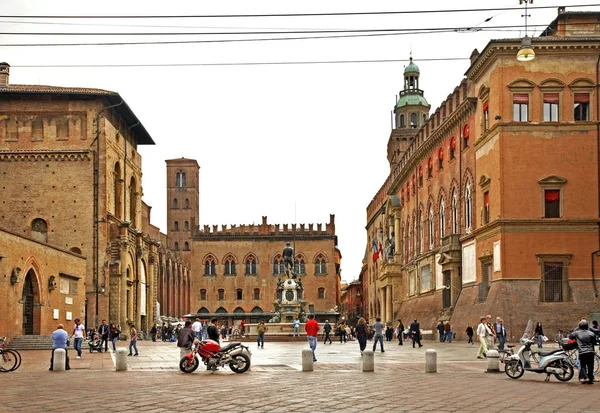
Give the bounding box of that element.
[192,318,202,339]
[98,319,110,353]
[293,318,300,337]
[305,314,320,362]
[256,320,268,349]
[477,316,491,359]
[71,318,86,359]
[372,317,385,353]
[161,322,168,342]
[49,324,70,371]
[495,317,506,350]
[437,321,445,342]
[409,319,423,348]
[323,320,332,344]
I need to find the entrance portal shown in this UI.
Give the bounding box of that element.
[22,271,36,335]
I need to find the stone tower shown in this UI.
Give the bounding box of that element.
[387,56,431,168]
[165,158,200,262]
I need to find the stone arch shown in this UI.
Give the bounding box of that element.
[539,78,566,89]
[21,264,42,335]
[215,307,228,314]
[462,167,475,196]
[197,307,209,314]
[251,306,263,313]
[222,253,238,264]
[202,253,219,265]
[233,307,245,314]
[30,218,48,243]
[243,252,259,264]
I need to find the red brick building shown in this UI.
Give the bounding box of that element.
[366,9,600,339]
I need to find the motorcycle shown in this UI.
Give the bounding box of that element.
[179,338,251,374]
[504,335,574,382]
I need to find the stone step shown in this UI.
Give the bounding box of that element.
[7,335,95,350]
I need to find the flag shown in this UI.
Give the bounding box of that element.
[372,235,379,262]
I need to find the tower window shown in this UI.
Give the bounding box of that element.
[174,242,179,250]
[410,113,417,128]
[185,198,190,209]
[184,242,190,251]
[450,136,456,159]
[245,255,257,275]
[174,221,179,231]
[483,191,490,225]
[400,114,405,128]
[318,287,325,299]
[184,221,189,231]
[176,171,186,188]
[224,255,236,276]
[173,198,178,209]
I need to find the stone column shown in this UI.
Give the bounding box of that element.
[119,240,128,329]
[148,250,156,324]
[394,214,401,259]
[379,288,386,322]
[386,285,393,323]
[135,245,143,329]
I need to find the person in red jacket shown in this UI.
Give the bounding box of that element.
[305,314,320,362]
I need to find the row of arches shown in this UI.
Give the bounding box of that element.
[172,198,190,209]
[197,306,264,314]
[202,252,329,276]
[157,255,190,318]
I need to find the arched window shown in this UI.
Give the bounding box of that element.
[113,162,122,219]
[423,114,427,125]
[253,288,260,300]
[428,206,434,249]
[184,221,189,231]
[245,255,257,275]
[419,211,424,254]
[400,114,405,128]
[439,198,445,240]
[200,289,207,300]
[129,176,137,227]
[294,257,306,275]
[273,255,285,275]
[318,287,325,299]
[173,198,178,209]
[31,218,48,243]
[184,242,189,251]
[174,221,179,231]
[185,198,190,209]
[224,255,236,275]
[410,113,418,128]
[413,217,417,258]
[174,242,179,250]
[314,254,327,275]
[452,190,458,234]
[204,255,216,276]
[176,171,186,188]
[70,247,82,255]
[465,182,472,232]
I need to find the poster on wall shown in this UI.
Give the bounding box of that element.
[462,241,476,284]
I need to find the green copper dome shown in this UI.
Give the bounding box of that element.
[404,58,420,74]
[396,92,429,108]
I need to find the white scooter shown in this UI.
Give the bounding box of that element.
[504,336,574,382]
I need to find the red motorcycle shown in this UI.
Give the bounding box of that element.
[179,338,251,374]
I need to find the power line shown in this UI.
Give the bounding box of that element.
[11,57,470,68]
[0,4,597,19]
[0,22,564,36]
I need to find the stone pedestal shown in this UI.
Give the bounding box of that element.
[52,349,66,372]
[362,350,374,372]
[486,350,500,373]
[425,349,437,373]
[302,349,314,371]
[115,347,128,371]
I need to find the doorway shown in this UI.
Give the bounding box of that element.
[22,270,38,335]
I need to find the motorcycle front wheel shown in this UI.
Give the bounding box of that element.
[179,356,199,374]
[505,360,524,379]
[229,354,250,374]
[550,359,574,382]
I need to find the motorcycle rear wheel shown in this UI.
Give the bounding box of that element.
[229,354,250,374]
[550,359,574,382]
[179,356,199,374]
[504,360,524,379]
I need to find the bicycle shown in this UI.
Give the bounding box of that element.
[0,337,22,372]
[498,345,515,363]
[564,348,600,375]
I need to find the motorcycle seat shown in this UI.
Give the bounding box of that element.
[537,348,563,357]
[218,342,241,352]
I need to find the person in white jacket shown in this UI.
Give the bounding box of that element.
[476,316,491,359]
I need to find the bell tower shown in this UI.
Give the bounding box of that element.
[387,56,431,168]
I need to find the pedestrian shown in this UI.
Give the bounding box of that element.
[177,320,196,359]
[444,321,452,343]
[466,324,474,344]
[495,317,506,350]
[149,324,158,342]
[477,317,491,359]
[128,324,139,356]
[49,324,70,371]
[385,325,394,342]
[201,320,208,340]
[534,322,544,348]
[98,319,109,353]
[256,320,268,349]
[161,322,168,342]
[409,319,423,348]
[396,319,404,345]
[372,317,385,353]
[437,321,445,342]
[110,323,120,352]
[305,313,320,362]
[220,324,227,340]
[293,318,300,337]
[240,320,246,337]
[323,320,332,344]
[569,319,596,384]
[192,318,202,339]
[486,315,497,348]
[356,317,368,354]
[207,318,220,343]
[338,319,347,344]
[71,317,86,359]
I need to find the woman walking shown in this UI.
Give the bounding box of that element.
[355,318,368,355]
[466,324,474,344]
[534,322,544,348]
[128,324,139,356]
[109,323,121,352]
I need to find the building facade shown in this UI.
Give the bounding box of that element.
[366,9,600,339]
[0,64,190,339]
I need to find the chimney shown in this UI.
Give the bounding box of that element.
[0,62,9,88]
[469,49,480,65]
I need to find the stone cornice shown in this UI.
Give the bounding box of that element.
[388,98,477,195]
[193,233,336,242]
[0,150,92,162]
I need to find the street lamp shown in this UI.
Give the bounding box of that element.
[517,0,535,62]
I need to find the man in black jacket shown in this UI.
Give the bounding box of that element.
[569,320,597,384]
[98,319,110,353]
[410,319,423,348]
[323,320,332,344]
[207,318,220,343]
[177,321,196,358]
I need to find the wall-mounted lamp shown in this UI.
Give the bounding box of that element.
[101,283,105,294]
[494,115,502,120]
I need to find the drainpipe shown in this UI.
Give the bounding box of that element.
[594,55,600,297]
[93,99,124,329]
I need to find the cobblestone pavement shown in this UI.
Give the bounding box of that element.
[2,339,598,412]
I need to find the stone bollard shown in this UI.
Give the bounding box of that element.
[425,349,437,373]
[52,348,66,371]
[115,347,128,371]
[486,349,500,373]
[362,350,374,372]
[302,349,314,372]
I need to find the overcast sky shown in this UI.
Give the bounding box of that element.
[2,0,596,282]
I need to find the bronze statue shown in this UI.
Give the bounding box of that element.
[282,242,294,277]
